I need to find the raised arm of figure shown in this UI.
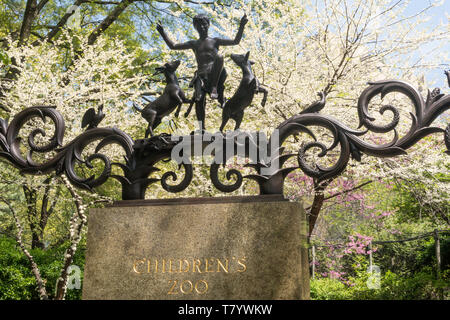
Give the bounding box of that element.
[157,23,194,50]
[215,14,248,46]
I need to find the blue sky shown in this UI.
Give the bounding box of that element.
[404,0,449,88]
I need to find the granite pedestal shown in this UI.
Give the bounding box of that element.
[82,195,310,300]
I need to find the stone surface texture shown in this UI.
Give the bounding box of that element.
[82,196,309,300]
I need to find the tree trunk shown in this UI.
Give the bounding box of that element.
[22,185,45,249]
[308,186,325,237]
[308,180,332,238]
[19,0,39,45]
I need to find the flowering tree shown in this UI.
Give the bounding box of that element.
[190,0,449,233]
[0,32,149,299]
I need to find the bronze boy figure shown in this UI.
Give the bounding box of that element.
[156,13,248,131]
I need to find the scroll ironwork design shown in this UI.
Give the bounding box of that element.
[271,80,449,187]
[0,80,448,200]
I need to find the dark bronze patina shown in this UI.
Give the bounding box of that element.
[133,60,192,138]
[220,51,268,132]
[81,104,105,130]
[157,14,248,131]
[1,79,448,200]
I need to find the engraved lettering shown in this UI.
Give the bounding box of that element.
[217,258,229,273]
[180,280,194,294]
[179,259,190,272]
[169,259,177,273]
[167,280,178,294]
[237,257,247,272]
[205,258,214,273]
[134,256,247,278]
[133,259,145,274]
[193,259,203,273]
[195,280,209,294]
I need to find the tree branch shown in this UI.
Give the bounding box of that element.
[39,176,58,242]
[304,179,374,211]
[86,0,121,4]
[45,0,86,42]
[307,178,334,238]
[54,175,88,300]
[87,0,135,45]
[36,0,50,13]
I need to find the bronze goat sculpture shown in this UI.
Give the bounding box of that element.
[219,51,268,132]
[133,60,191,138]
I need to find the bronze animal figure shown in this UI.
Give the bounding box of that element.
[81,104,105,130]
[219,51,268,132]
[299,92,326,114]
[133,60,191,138]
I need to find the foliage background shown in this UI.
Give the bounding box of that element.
[0,0,449,299]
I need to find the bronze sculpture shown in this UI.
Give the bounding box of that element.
[156,14,248,131]
[0,12,448,201]
[299,92,326,114]
[81,104,105,130]
[133,60,191,138]
[219,51,268,132]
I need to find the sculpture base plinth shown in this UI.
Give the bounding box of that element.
[82,195,310,300]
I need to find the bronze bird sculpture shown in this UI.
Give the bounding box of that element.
[300,92,326,114]
[82,104,105,130]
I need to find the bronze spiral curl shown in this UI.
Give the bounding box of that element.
[0,106,136,191]
[268,80,449,190]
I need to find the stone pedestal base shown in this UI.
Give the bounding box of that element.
[82,195,310,300]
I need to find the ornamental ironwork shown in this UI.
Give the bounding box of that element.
[0,14,449,201]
